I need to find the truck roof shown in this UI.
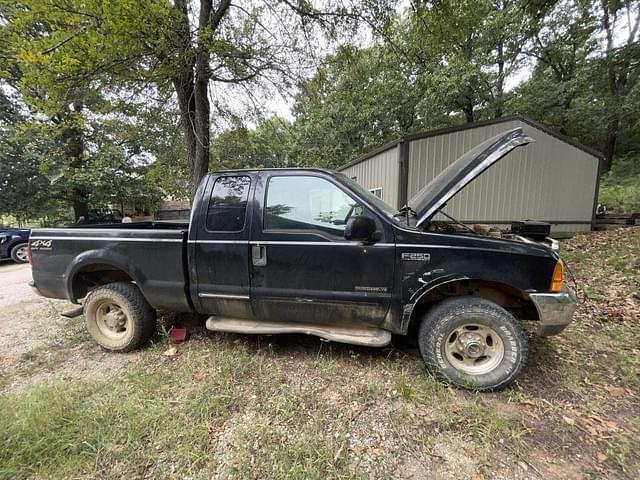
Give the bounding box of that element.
[208,167,337,175]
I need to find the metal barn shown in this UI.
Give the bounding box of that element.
[338,115,602,233]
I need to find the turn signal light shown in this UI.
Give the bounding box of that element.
[550,260,564,292]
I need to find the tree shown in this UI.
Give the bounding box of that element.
[0,82,166,223]
[2,0,390,198]
[210,116,293,170]
[0,91,60,223]
[510,0,640,171]
[290,43,441,168]
[597,0,640,172]
[405,0,530,122]
[511,0,596,135]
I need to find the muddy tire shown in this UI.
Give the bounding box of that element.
[10,243,29,263]
[418,296,528,391]
[84,282,156,352]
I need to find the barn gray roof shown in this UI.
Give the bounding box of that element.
[338,114,603,172]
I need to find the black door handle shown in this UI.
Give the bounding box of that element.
[252,244,267,266]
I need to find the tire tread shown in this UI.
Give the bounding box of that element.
[418,296,528,391]
[84,282,156,352]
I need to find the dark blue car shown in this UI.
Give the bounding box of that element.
[0,227,30,263]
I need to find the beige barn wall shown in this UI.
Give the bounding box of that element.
[405,119,600,232]
[340,146,401,209]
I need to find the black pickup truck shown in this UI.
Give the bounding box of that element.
[30,128,577,390]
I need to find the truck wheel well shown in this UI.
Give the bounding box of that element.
[71,264,134,301]
[411,279,539,329]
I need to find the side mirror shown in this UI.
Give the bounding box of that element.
[344,216,379,242]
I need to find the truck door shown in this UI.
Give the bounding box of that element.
[192,174,254,319]
[249,172,395,328]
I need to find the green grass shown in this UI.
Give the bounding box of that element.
[604,231,640,279]
[561,249,587,266]
[0,343,254,479]
[598,154,640,213]
[223,416,358,479]
[314,354,338,375]
[583,286,604,302]
[606,434,639,472]
[0,337,368,480]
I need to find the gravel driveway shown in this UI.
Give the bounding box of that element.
[0,262,35,308]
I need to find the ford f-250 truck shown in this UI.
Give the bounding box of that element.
[29,128,577,390]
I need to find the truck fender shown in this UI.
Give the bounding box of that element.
[401,275,470,333]
[64,249,146,304]
[400,273,533,334]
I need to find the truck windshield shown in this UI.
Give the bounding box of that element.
[337,174,399,219]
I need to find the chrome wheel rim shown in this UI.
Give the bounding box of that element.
[95,301,129,340]
[14,245,28,262]
[444,324,504,375]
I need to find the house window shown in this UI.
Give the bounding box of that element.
[369,187,383,199]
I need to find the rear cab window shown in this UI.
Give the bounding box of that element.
[206,176,251,232]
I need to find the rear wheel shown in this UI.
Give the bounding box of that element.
[84,282,156,352]
[10,243,29,263]
[418,296,528,391]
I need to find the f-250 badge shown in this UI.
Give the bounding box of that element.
[401,252,430,262]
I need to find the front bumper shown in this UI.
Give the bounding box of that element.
[529,288,577,336]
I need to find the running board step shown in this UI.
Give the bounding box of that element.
[205,317,391,347]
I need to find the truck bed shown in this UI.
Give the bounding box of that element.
[69,220,189,229]
[30,227,191,312]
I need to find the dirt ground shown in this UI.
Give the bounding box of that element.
[0,228,638,479]
[0,263,141,390]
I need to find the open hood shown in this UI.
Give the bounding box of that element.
[407,128,534,227]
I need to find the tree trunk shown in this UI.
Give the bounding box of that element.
[192,0,213,198]
[73,193,89,222]
[171,0,229,199]
[60,109,88,222]
[602,115,618,174]
[463,99,474,123]
[172,0,200,199]
[173,73,197,189]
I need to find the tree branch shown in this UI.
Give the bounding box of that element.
[42,32,82,55]
[211,0,232,33]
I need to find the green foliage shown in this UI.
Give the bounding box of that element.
[210,117,294,170]
[407,0,531,121]
[290,43,451,168]
[0,1,177,220]
[1,0,174,113]
[599,154,640,213]
[0,120,64,223]
[1,0,639,218]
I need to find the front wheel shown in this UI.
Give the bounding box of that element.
[11,243,29,263]
[84,282,156,352]
[418,296,528,391]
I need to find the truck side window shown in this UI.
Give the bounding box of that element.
[206,176,251,231]
[265,176,362,236]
